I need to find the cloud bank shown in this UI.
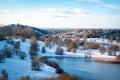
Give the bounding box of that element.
[0,8,120,28]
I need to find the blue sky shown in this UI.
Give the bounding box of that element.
[0,0,120,28]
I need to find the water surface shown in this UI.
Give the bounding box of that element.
[49,58,120,80]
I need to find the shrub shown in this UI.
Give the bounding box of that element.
[45,38,50,47]
[30,36,38,51]
[46,60,59,69]
[87,42,99,49]
[46,60,64,74]
[39,57,48,63]
[99,46,106,54]
[41,47,46,53]
[71,48,76,53]
[79,40,85,46]
[116,55,120,59]
[13,41,20,55]
[116,37,120,43]
[21,76,30,80]
[30,36,38,58]
[108,50,112,56]
[20,35,26,42]
[0,35,6,41]
[0,50,5,63]
[72,38,80,47]
[4,44,13,58]
[52,36,59,44]
[55,46,64,55]
[107,44,119,56]
[56,67,64,74]
[67,43,73,52]
[18,51,27,59]
[107,44,119,51]
[31,57,41,70]
[58,38,63,46]
[13,41,20,49]
[0,69,8,80]
[67,42,76,52]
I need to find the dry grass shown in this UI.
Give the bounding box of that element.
[92,57,120,63]
[45,72,80,80]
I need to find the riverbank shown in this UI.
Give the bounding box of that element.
[92,57,120,63]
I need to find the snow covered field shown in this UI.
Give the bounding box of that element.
[0,40,57,80]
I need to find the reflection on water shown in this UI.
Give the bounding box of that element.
[49,58,120,80]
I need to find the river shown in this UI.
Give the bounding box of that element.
[49,58,120,80]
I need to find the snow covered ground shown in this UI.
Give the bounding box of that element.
[0,40,57,80]
[0,38,119,79]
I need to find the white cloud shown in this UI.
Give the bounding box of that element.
[103,3,120,9]
[78,0,120,9]
[0,8,120,28]
[1,9,10,14]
